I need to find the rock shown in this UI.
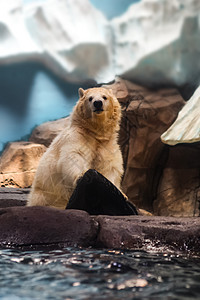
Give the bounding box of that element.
[0,188,29,208]
[0,142,46,188]
[110,79,200,217]
[158,85,200,217]
[0,1,200,88]
[153,143,200,217]
[0,207,98,248]
[161,85,200,145]
[95,215,200,253]
[0,207,200,254]
[66,169,138,216]
[106,79,185,213]
[29,117,69,147]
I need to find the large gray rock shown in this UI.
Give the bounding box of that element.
[0,207,98,248]
[0,206,200,254]
[95,215,200,253]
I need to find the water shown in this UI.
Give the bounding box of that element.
[0,248,200,300]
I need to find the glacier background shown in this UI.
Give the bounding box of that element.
[0,0,200,152]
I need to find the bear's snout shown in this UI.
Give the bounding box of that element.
[93,100,103,111]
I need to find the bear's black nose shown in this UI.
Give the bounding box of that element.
[93,100,103,110]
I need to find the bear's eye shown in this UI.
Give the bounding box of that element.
[89,97,93,102]
[103,96,107,100]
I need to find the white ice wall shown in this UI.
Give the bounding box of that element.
[0,0,200,86]
[161,85,200,145]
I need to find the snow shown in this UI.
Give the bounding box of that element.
[0,0,200,86]
[161,85,200,145]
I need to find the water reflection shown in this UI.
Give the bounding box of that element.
[0,248,200,299]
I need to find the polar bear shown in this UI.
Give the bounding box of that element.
[27,87,124,209]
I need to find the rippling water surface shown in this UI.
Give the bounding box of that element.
[0,247,200,300]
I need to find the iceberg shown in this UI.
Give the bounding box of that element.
[161,85,200,145]
[0,0,199,86]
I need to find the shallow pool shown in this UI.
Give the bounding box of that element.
[0,247,200,300]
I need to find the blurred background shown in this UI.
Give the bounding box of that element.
[0,0,199,153]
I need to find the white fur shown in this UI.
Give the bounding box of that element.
[27,87,124,209]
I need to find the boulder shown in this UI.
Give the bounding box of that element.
[0,207,98,248]
[0,206,200,254]
[107,79,185,213]
[153,143,200,217]
[155,85,200,217]
[29,117,69,147]
[67,169,138,216]
[0,142,46,188]
[95,215,200,253]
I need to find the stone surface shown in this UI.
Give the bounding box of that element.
[95,215,200,253]
[154,143,200,217]
[67,169,138,216]
[110,79,200,217]
[107,79,185,213]
[161,85,200,145]
[0,188,30,208]
[0,206,200,254]
[29,117,69,147]
[0,142,46,188]
[0,207,98,248]
[0,0,200,87]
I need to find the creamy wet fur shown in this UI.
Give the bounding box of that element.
[27,87,124,209]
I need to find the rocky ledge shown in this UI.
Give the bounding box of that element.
[0,203,199,255]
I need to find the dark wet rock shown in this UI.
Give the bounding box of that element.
[95,215,200,253]
[67,169,138,216]
[0,206,199,254]
[0,188,29,208]
[0,207,98,248]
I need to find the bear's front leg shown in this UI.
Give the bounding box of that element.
[60,152,91,192]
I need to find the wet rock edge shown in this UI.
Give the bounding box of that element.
[0,206,199,256]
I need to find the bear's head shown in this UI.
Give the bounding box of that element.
[72,87,121,140]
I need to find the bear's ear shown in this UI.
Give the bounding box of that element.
[78,88,85,98]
